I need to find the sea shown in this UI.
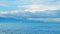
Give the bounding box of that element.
[0,22,60,34]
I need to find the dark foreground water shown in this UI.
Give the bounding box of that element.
[0,23,60,34]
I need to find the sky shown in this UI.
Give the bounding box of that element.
[0,0,60,22]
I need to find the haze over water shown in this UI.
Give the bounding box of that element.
[0,0,60,34]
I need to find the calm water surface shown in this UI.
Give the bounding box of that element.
[0,23,60,34]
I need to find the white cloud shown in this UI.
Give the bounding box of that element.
[18,4,60,13]
[0,10,20,15]
[0,3,8,7]
[0,10,20,18]
[0,10,29,18]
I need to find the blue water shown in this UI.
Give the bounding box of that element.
[0,23,60,34]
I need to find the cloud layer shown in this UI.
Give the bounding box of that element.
[0,0,60,22]
[20,4,59,13]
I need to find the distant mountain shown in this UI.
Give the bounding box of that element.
[0,17,19,22]
[0,17,41,23]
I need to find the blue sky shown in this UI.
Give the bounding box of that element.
[0,0,60,22]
